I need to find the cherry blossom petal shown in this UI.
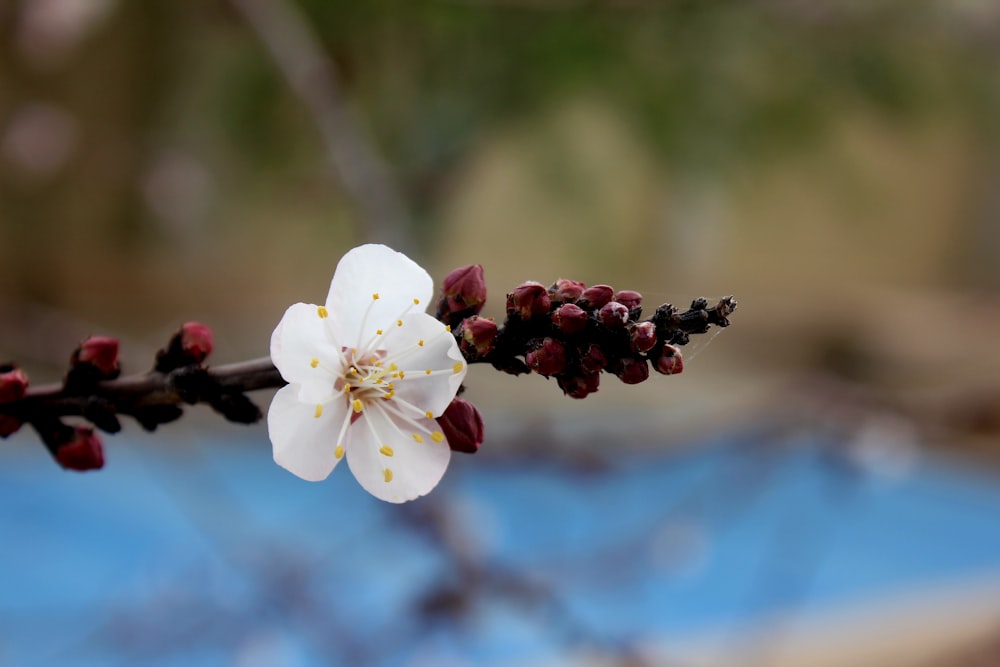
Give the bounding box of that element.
[324,244,433,348]
[268,385,349,482]
[270,302,345,403]
[346,406,450,503]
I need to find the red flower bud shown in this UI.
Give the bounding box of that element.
[598,301,630,329]
[552,303,589,335]
[506,282,551,320]
[180,322,213,364]
[614,290,642,310]
[526,337,567,376]
[0,368,28,403]
[652,344,684,375]
[615,356,649,385]
[459,316,498,358]
[579,343,607,373]
[73,336,120,378]
[436,397,484,454]
[549,279,586,304]
[55,426,105,471]
[557,372,600,399]
[630,321,657,353]
[578,285,614,311]
[439,264,487,317]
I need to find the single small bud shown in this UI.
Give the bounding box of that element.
[55,426,105,471]
[614,290,643,310]
[506,282,551,320]
[629,321,657,353]
[526,337,567,376]
[598,301,630,329]
[578,285,614,311]
[73,336,120,378]
[0,368,28,403]
[437,397,485,454]
[459,316,498,358]
[549,279,586,304]
[615,356,649,385]
[437,264,487,318]
[652,344,684,375]
[552,303,589,335]
[578,343,607,373]
[180,322,214,364]
[557,372,600,399]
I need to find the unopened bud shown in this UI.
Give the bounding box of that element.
[0,368,28,403]
[506,282,551,320]
[578,285,614,311]
[459,316,498,358]
[526,337,567,376]
[615,356,649,385]
[579,343,607,373]
[438,264,487,318]
[549,279,586,304]
[614,290,642,310]
[557,372,600,399]
[598,301,630,329]
[652,344,684,375]
[55,426,105,471]
[73,336,120,378]
[180,322,214,364]
[552,303,589,335]
[630,321,657,353]
[437,397,484,454]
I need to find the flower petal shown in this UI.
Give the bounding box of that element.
[270,302,344,403]
[324,244,434,348]
[268,385,348,482]
[346,406,450,503]
[380,312,467,417]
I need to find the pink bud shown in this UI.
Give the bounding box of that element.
[439,264,487,317]
[526,337,567,376]
[653,345,684,375]
[55,426,105,471]
[552,303,589,335]
[578,285,614,311]
[436,398,484,454]
[615,357,649,385]
[74,336,120,378]
[460,316,498,358]
[180,322,213,364]
[614,290,643,310]
[579,343,607,373]
[506,282,551,320]
[630,321,657,353]
[557,372,600,399]
[598,301,630,329]
[549,279,586,304]
[0,368,28,403]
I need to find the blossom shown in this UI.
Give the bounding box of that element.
[267,244,468,503]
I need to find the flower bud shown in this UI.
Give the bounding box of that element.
[552,303,588,335]
[652,344,684,375]
[55,426,105,471]
[459,316,498,358]
[549,279,586,304]
[557,372,600,399]
[615,356,649,385]
[579,343,607,373]
[437,397,485,454]
[180,322,214,364]
[73,336,120,378]
[598,301,629,329]
[506,282,551,320]
[438,264,487,318]
[614,290,642,310]
[629,321,657,353]
[578,284,614,311]
[0,368,28,403]
[526,337,567,376]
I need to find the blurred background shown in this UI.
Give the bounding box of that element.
[3,0,1000,665]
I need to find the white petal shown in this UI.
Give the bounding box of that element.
[324,244,434,348]
[380,312,467,417]
[270,302,344,403]
[346,406,450,503]
[267,385,348,482]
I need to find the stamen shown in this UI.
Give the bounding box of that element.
[314,404,323,418]
[373,293,380,300]
[310,358,319,368]
[412,433,424,443]
[413,298,420,305]
[317,306,329,318]
[431,431,445,443]
[445,325,451,332]
[418,340,424,347]
[425,369,432,375]
[453,362,464,374]
[379,445,394,457]
[352,399,364,413]
[376,329,383,335]
[397,319,403,327]
[383,468,393,483]
[334,445,345,459]
[425,411,434,419]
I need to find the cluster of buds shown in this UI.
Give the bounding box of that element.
[435,265,736,401]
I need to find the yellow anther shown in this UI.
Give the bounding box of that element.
[352,399,363,413]
[383,468,393,483]
[373,293,380,300]
[379,445,394,457]
[397,319,403,327]
[334,445,345,459]
[314,404,323,418]
[317,306,329,318]
[412,433,424,443]
[445,325,451,332]
[431,431,445,443]
[398,370,405,379]
[425,369,432,375]
[418,340,424,347]
[344,384,352,392]
[376,329,383,335]
[310,358,319,368]
[413,298,420,305]
[425,410,434,419]
[389,363,398,371]
[453,362,464,374]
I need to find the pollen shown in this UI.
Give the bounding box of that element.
[344,384,352,392]
[418,340,424,347]
[334,445,345,459]
[413,298,420,305]
[373,293,380,300]
[445,325,451,332]
[389,363,398,371]
[314,404,323,418]
[383,468,393,483]
[310,357,319,368]
[412,433,424,443]
[425,410,434,419]
[397,319,403,327]
[453,362,464,374]
[431,431,445,443]
[352,399,363,413]
[376,329,383,335]
[317,306,329,318]
[379,445,394,457]
[425,369,432,375]
[398,370,405,379]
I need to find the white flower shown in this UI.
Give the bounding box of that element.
[267,244,468,503]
